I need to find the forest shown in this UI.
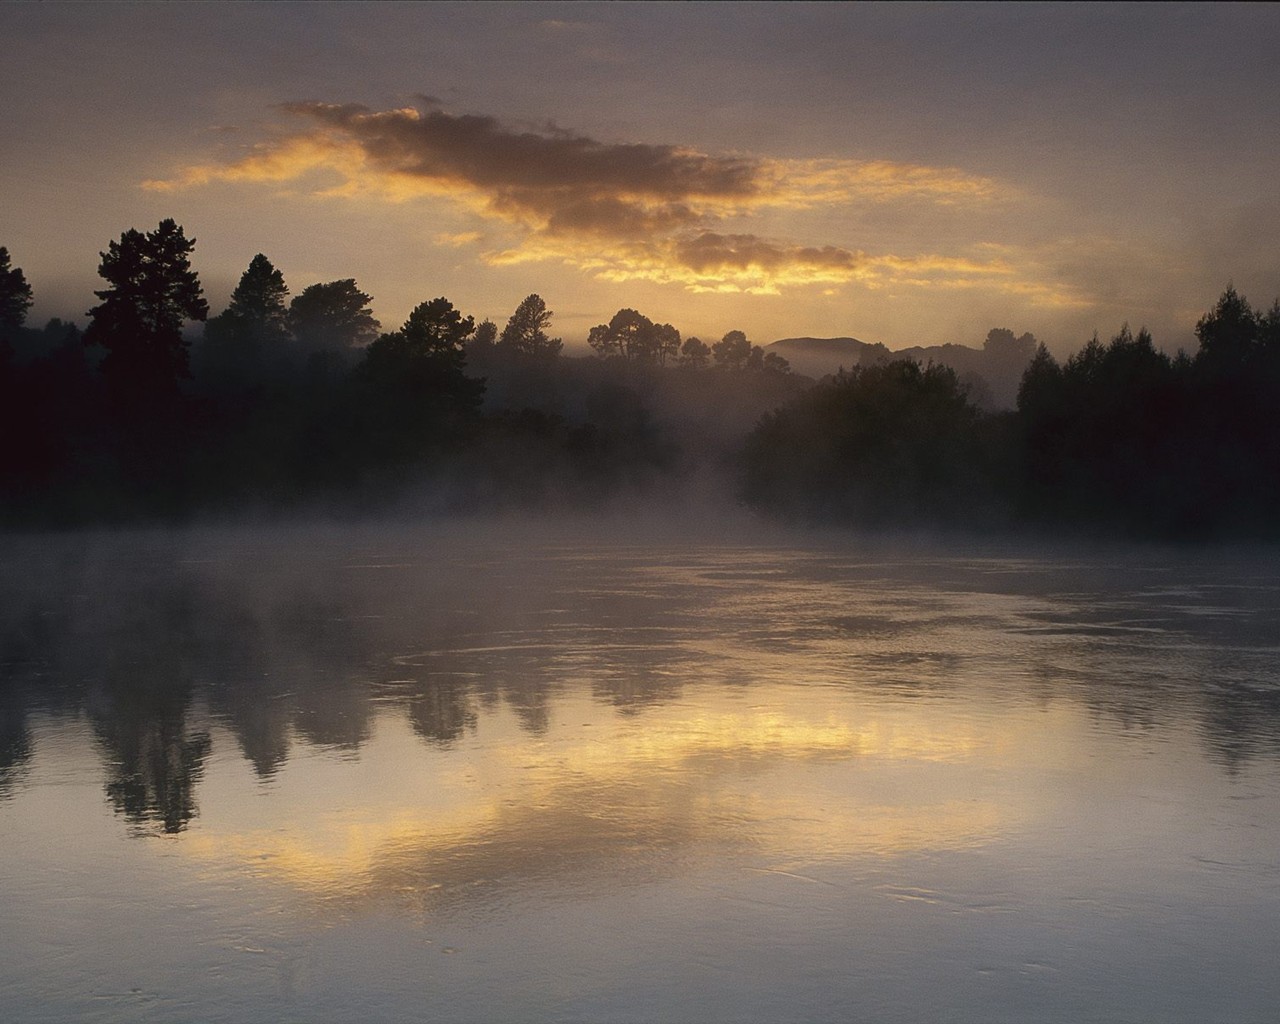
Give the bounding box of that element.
[2,219,1278,539]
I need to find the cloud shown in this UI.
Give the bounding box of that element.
[538,18,596,33]
[148,102,764,229]
[434,230,482,247]
[764,159,1005,206]
[488,230,1080,303]
[149,102,998,222]
[146,100,1044,298]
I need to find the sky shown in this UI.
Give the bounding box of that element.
[3,2,1278,355]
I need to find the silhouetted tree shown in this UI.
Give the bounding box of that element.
[499,294,562,359]
[1259,300,1280,353]
[761,350,791,374]
[83,219,208,404]
[362,297,473,382]
[224,254,290,337]
[470,318,498,351]
[586,324,614,359]
[0,316,94,497]
[713,330,752,370]
[460,317,499,379]
[1195,285,1257,371]
[744,360,989,524]
[1014,324,1197,531]
[654,322,681,366]
[0,247,33,341]
[983,327,1037,362]
[1016,343,1062,415]
[0,249,34,475]
[1186,287,1280,527]
[679,335,710,369]
[356,296,485,462]
[588,308,679,364]
[198,253,290,390]
[588,308,653,361]
[288,279,380,352]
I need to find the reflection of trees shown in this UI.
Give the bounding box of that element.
[1005,570,1280,770]
[591,667,684,714]
[208,680,291,779]
[201,589,375,769]
[0,693,32,798]
[5,534,1280,839]
[86,580,212,834]
[1198,679,1280,774]
[407,676,477,746]
[95,695,211,834]
[271,593,374,751]
[482,671,553,736]
[291,679,374,750]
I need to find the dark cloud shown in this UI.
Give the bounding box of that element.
[675,232,862,275]
[276,101,761,229]
[148,100,1038,300]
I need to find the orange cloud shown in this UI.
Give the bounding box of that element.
[146,101,1060,300]
[146,101,1001,227]
[765,159,1005,206]
[486,230,1072,302]
[433,230,483,247]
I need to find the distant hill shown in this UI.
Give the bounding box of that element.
[764,337,888,379]
[767,331,1037,409]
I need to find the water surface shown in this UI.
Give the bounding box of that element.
[3,522,1280,1022]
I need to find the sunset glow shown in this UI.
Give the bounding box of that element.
[5,4,1278,350]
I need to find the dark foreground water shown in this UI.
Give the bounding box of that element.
[3,520,1280,1023]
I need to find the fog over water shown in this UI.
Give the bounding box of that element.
[3,517,1280,1022]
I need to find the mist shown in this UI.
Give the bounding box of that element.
[10,4,1280,1019]
[6,222,1280,543]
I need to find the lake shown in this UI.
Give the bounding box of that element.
[3,519,1280,1022]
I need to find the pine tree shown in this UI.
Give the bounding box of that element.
[358,297,485,459]
[220,254,289,341]
[498,294,562,359]
[288,279,380,352]
[199,254,290,390]
[84,219,208,400]
[0,247,34,339]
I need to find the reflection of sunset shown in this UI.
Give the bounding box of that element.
[7,529,1280,1022]
[183,689,1042,906]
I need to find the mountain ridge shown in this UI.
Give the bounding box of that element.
[766,333,1036,409]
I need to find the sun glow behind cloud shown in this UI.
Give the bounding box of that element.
[144,101,1081,305]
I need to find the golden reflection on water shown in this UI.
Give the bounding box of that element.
[181,683,1057,909]
[8,532,1280,1022]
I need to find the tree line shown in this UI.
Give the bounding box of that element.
[745,289,1280,537]
[0,221,794,522]
[2,220,1278,538]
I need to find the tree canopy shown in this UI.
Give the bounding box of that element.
[83,218,208,400]
[199,254,291,389]
[745,360,986,523]
[9,221,1280,543]
[0,247,33,338]
[713,330,752,370]
[288,279,380,352]
[218,254,289,341]
[679,336,710,369]
[356,297,485,461]
[363,297,474,377]
[499,294,562,359]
